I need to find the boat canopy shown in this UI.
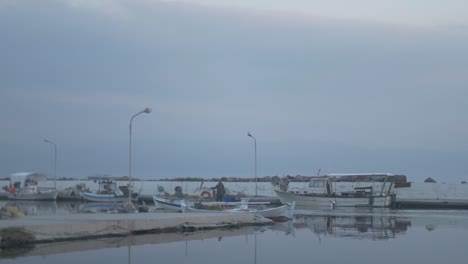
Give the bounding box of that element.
[324,173,406,182]
[326,173,397,177]
[10,172,48,183]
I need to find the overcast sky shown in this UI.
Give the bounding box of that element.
[1,0,467,182]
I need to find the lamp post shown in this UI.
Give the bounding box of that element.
[247,132,257,196]
[43,139,57,190]
[128,107,151,202]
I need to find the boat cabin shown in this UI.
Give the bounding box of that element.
[9,172,47,194]
[307,177,333,195]
[96,179,117,194]
[293,173,396,197]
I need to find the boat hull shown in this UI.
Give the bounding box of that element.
[181,202,293,219]
[153,196,184,211]
[79,203,120,212]
[152,196,276,212]
[80,192,138,203]
[274,190,393,208]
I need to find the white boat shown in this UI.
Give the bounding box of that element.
[80,179,139,202]
[153,196,190,211]
[274,173,396,208]
[7,172,58,201]
[153,196,273,212]
[181,200,295,220]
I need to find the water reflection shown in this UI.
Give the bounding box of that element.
[4,201,82,216]
[2,214,410,258]
[270,214,411,240]
[78,202,120,213]
[4,211,468,263]
[4,201,57,216]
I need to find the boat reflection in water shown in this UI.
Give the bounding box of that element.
[4,208,468,263]
[272,214,411,240]
[5,201,58,216]
[4,201,82,216]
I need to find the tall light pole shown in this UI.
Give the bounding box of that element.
[247,132,257,196]
[129,107,151,202]
[43,139,57,190]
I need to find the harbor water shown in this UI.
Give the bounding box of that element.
[1,180,468,263]
[1,207,468,263]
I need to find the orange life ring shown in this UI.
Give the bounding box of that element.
[200,190,211,198]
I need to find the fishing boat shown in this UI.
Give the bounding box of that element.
[274,173,397,208]
[80,179,139,202]
[181,200,295,220]
[7,172,58,201]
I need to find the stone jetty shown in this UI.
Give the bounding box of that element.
[0,212,272,248]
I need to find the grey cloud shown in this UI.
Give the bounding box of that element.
[1,1,467,181]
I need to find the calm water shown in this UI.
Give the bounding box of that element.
[1,207,468,264]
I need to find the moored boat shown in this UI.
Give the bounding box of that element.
[153,196,273,212]
[181,200,295,220]
[275,173,397,208]
[7,172,58,201]
[153,196,192,211]
[80,179,139,203]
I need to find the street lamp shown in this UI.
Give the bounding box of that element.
[43,139,57,190]
[128,107,151,202]
[247,132,257,196]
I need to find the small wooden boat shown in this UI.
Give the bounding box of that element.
[153,196,191,211]
[153,196,273,212]
[80,191,139,202]
[181,200,295,220]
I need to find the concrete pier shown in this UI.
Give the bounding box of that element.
[14,226,258,258]
[0,212,272,243]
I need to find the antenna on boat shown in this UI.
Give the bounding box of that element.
[317,168,321,176]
